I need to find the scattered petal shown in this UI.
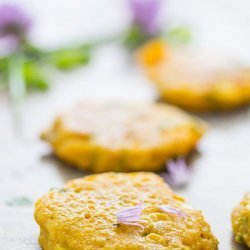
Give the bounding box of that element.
[163,158,191,187]
[117,221,144,229]
[158,205,184,217]
[116,205,144,229]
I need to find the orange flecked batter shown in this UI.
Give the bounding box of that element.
[35,172,218,250]
[232,192,250,248]
[137,40,250,112]
[41,102,205,172]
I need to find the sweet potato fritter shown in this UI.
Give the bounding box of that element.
[35,172,218,250]
[138,40,250,112]
[232,193,250,248]
[41,102,205,172]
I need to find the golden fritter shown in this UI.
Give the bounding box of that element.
[137,40,250,112]
[35,172,218,250]
[41,102,205,173]
[232,193,250,247]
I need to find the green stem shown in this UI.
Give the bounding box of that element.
[46,33,122,57]
[7,54,26,128]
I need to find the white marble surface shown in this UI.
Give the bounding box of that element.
[1,1,250,249]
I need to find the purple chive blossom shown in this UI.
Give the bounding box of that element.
[129,0,161,35]
[0,4,32,54]
[158,205,184,217]
[163,158,191,188]
[116,205,144,229]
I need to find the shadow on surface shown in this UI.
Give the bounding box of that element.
[158,149,201,192]
[230,234,249,250]
[197,106,250,129]
[41,153,87,181]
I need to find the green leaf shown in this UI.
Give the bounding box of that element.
[6,196,33,207]
[0,57,8,71]
[124,25,150,49]
[164,26,192,45]
[0,57,8,89]
[23,61,49,91]
[22,41,45,60]
[51,48,90,70]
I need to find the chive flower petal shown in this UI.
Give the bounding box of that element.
[116,205,144,229]
[0,3,32,54]
[163,158,191,188]
[128,0,161,35]
[158,205,184,217]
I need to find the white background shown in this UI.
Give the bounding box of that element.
[1,0,250,249]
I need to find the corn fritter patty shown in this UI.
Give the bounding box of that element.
[137,40,250,112]
[41,103,205,173]
[35,172,218,250]
[232,192,250,247]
